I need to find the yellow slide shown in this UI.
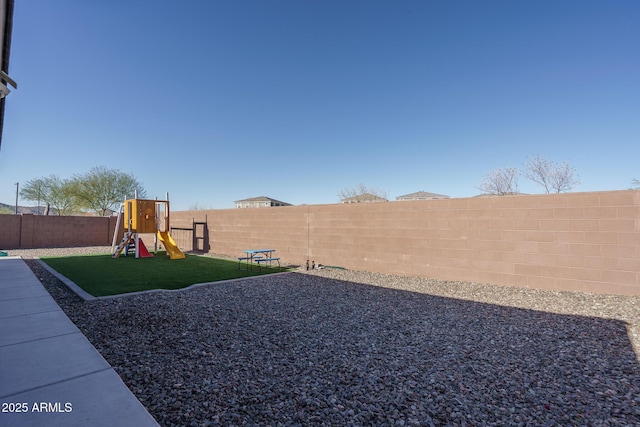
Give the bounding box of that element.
[157,230,185,259]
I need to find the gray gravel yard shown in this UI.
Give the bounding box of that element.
[15,247,640,426]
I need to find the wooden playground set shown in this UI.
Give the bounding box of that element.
[111,195,185,260]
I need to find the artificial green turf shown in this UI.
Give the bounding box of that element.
[40,252,287,297]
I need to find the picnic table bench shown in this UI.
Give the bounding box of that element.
[238,249,280,271]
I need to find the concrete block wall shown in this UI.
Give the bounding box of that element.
[1,190,637,295]
[171,206,308,260]
[304,191,639,295]
[0,214,119,249]
[172,190,639,295]
[0,214,20,248]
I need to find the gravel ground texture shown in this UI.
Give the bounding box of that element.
[12,247,640,426]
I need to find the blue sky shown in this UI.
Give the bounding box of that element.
[0,0,638,210]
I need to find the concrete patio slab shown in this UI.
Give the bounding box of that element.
[0,310,80,346]
[0,258,43,287]
[0,332,111,396]
[0,257,159,427]
[0,283,51,300]
[0,369,159,427]
[0,294,60,318]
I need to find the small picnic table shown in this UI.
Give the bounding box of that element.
[238,249,280,271]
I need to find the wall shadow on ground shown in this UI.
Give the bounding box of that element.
[64,271,640,425]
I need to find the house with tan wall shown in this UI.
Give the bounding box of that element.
[234,196,292,208]
[396,191,450,201]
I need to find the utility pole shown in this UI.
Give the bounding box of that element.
[14,182,18,214]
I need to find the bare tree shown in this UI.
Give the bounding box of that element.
[477,167,519,195]
[338,183,388,203]
[631,178,640,190]
[550,161,580,193]
[188,202,212,211]
[523,155,553,193]
[523,155,579,193]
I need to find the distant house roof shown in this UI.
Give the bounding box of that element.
[474,192,525,197]
[341,193,388,203]
[395,191,450,201]
[234,196,292,208]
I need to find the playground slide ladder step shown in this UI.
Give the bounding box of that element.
[112,231,133,258]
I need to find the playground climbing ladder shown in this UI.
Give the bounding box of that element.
[112,231,133,258]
